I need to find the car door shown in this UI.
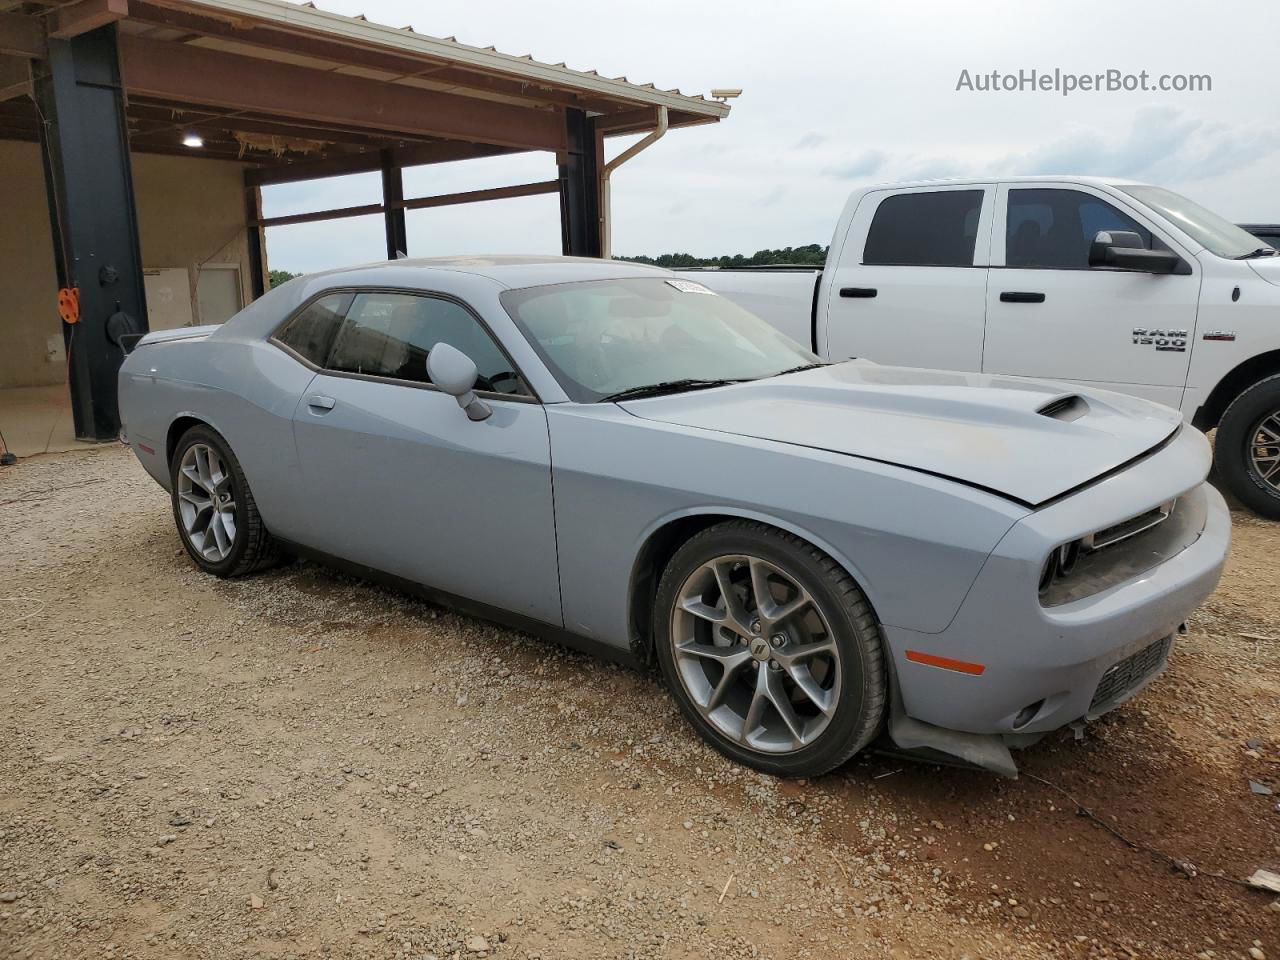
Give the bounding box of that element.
[981,182,1200,408]
[822,184,994,370]
[289,289,562,626]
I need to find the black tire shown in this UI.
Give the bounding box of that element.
[1214,374,1280,521]
[169,424,282,577]
[653,520,886,778]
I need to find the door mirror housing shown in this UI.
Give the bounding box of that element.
[1088,230,1187,275]
[426,342,491,421]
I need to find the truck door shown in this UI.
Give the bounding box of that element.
[821,184,993,370]
[981,182,1199,408]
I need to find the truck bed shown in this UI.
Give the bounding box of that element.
[675,267,822,350]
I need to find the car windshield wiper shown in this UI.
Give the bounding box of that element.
[768,362,828,379]
[1235,247,1278,260]
[599,379,743,403]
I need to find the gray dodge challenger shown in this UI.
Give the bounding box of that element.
[119,256,1230,778]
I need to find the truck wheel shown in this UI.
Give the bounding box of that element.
[1215,374,1280,521]
[653,520,886,778]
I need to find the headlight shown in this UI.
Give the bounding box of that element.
[1038,498,1185,607]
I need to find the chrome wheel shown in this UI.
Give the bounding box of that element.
[670,554,841,754]
[1249,409,1280,491]
[176,443,237,562]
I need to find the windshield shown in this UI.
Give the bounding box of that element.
[500,277,820,402]
[1119,185,1267,259]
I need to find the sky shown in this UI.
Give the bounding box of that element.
[263,0,1280,273]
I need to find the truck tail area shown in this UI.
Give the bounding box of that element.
[677,267,823,352]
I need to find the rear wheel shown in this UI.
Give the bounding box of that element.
[654,520,886,778]
[170,425,281,577]
[1215,374,1280,520]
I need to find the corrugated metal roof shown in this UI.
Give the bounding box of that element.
[176,0,732,120]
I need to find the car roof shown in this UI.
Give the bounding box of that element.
[300,255,672,290]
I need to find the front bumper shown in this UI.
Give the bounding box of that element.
[886,430,1229,758]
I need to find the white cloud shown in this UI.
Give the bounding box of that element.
[264,0,1280,270]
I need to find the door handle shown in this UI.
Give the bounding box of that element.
[306,395,336,411]
[840,287,878,298]
[999,291,1046,303]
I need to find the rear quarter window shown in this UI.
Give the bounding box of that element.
[863,190,984,267]
[273,292,354,366]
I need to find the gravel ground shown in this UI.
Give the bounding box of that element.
[1,446,1278,960]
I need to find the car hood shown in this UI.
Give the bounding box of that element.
[1248,256,1280,286]
[618,361,1182,506]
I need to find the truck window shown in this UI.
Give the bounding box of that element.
[1006,188,1153,270]
[862,190,984,267]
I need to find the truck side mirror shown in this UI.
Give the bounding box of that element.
[426,342,492,421]
[1088,230,1187,275]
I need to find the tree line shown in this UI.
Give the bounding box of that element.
[619,244,827,268]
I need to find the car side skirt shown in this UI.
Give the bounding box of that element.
[275,538,642,670]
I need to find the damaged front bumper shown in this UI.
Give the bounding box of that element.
[879,436,1230,777]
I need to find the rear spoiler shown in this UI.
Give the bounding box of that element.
[128,324,221,353]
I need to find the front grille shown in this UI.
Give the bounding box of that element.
[1090,636,1172,711]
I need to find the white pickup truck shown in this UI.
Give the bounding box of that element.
[689,176,1280,519]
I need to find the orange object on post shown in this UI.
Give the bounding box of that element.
[57,287,80,324]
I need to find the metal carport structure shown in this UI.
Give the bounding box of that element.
[0,0,729,442]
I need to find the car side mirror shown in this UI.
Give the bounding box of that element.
[1088,230,1187,275]
[425,342,491,421]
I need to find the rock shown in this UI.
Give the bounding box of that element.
[1249,780,1274,796]
[1088,891,1110,902]
[249,894,264,910]
[1012,905,1030,918]
[0,892,20,904]
[1248,949,1264,960]
[465,935,489,952]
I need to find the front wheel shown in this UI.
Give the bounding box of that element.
[1215,374,1280,521]
[653,520,886,778]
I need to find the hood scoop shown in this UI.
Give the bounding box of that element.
[1037,394,1089,422]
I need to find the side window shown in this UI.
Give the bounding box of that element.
[274,292,353,366]
[863,190,984,267]
[327,292,530,397]
[1006,188,1154,269]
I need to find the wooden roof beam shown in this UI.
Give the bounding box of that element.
[0,54,30,101]
[245,141,526,187]
[125,0,631,116]
[0,12,44,58]
[51,0,129,40]
[118,33,567,152]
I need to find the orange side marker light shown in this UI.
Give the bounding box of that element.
[905,650,986,676]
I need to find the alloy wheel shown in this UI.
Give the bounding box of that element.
[670,554,841,754]
[1248,409,1280,492]
[176,443,238,562]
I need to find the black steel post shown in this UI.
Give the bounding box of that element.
[33,25,147,442]
[380,149,407,260]
[245,178,267,300]
[559,107,602,257]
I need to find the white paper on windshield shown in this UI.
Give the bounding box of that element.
[665,279,716,295]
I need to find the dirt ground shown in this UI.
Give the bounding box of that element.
[1,446,1278,960]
